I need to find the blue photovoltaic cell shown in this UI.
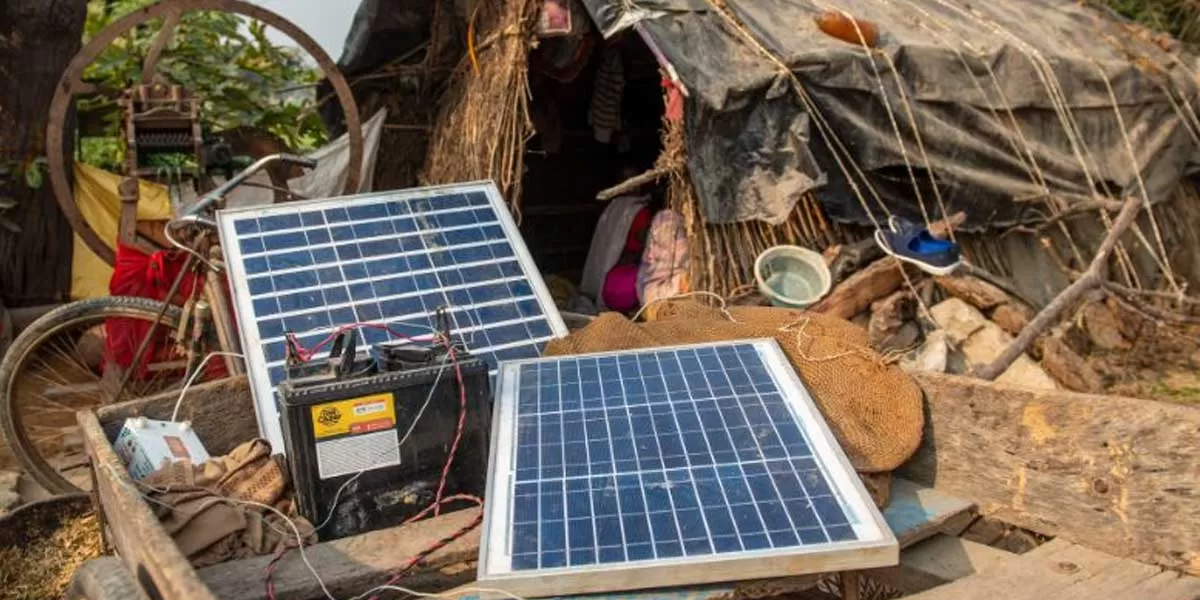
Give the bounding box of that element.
[504,342,859,572]
[218,183,567,453]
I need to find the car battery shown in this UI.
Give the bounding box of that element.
[277,337,491,541]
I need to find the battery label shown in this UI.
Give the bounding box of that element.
[310,392,397,439]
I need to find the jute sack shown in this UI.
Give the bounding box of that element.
[545,300,924,481]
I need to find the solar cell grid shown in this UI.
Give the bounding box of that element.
[480,340,896,596]
[218,182,567,454]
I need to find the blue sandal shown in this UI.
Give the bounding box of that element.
[874,216,962,276]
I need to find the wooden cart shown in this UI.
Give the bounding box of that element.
[75,374,1200,599]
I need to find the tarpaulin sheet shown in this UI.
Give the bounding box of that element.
[581,0,1200,230]
[71,163,173,300]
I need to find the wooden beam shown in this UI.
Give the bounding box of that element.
[198,508,482,600]
[903,373,1200,576]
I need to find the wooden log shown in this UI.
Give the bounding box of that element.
[903,373,1200,575]
[199,508,482,600]
[811,258,914,320]
[1037,338,1102,393]
[990,303,1032,336]
[934,275,1011,311]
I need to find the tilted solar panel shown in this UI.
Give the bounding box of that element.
[217,182,567,454]
[479,339,896,597]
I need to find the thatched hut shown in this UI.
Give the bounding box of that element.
[321,0,1200,308]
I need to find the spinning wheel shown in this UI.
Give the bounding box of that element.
[45,0,363,265]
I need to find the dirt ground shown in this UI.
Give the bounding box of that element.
[0,501,103,600]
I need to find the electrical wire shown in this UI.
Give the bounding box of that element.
[266,328,478,599]
[171,351,246,422]
[310,352,451,533]
[99,461,338,600]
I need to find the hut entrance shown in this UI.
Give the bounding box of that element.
[517,30,666,309]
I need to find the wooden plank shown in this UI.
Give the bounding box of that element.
[198,508,482,600]
[903,373,1200,576]
[79,410,220,600]
[1130,570,1200,599]
[96,376,256,456]
[905,539,1123,600]
[867,534,1012,593]
[882,478,975,548]
[907,539,1200,600]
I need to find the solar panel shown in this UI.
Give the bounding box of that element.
[217,181,568,454]
[479,339,896,597]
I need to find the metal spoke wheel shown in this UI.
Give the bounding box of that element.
[0,297,223,494]
[46,0,363,265]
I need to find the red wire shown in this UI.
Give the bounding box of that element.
[286,322,426,362]
[268,319,476,599]
[367,494,484,600]
[433,343,467,516]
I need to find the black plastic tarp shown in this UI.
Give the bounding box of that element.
[581,0,1200,230]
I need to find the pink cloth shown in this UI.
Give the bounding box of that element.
[602,263,641,313]
[637,209,688,305]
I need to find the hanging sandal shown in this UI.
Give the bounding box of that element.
[874,216,963,276]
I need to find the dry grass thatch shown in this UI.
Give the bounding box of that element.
[422,0,540,220]
[658,111,855,298]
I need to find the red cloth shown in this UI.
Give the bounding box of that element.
[623,207,654,257]
[106,243,227,380]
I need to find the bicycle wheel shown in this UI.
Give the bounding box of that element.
[0,296,224,494]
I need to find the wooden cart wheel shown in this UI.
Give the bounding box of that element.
[46,0,363,265]
[66,557,151,600]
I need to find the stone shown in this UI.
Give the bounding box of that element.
[1082,302,1131,350]
[903,329,950,374]
[929,298,1060,391]
[935,274,1011,311]
[990,303,1032,336]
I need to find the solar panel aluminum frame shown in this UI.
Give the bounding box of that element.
[217,181,568,454]
[477,339,898,598]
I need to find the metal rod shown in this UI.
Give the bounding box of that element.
[112,252,196,401]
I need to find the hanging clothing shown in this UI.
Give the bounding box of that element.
[637,209,689,306]
[580,194,649,301]
[589,46,624,144]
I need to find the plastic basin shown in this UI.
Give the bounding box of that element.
[754,245,832,309]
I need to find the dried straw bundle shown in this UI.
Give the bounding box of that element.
[422,0,539,219]
[658,111,853,298]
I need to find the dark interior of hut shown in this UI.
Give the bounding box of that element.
[517,31,666,290]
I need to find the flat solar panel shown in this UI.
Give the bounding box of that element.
[479,339,896,597]
[217,181,568,454]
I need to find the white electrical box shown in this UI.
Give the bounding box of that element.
[113,417,210,480]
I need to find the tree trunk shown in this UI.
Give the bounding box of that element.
[0,0,87,307]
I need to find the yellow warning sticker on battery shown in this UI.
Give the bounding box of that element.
[310,393,397,439]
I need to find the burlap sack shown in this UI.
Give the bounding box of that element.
[545,301,924,476]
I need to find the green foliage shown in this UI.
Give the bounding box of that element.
[1104,0,1200,45]
[80,0,328,161]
